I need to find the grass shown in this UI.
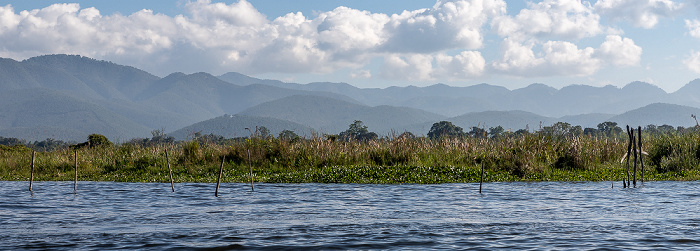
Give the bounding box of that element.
[2,131,700,183]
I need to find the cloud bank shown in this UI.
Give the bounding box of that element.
[0,0,675,82]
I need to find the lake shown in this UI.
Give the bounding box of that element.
[1,181,699,250]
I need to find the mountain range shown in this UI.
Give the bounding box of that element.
[1,54,699,142]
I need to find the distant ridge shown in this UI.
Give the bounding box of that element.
[1,54,700,142]
[239,95,446,135]
[168,114,314,141]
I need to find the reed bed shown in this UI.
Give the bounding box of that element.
[1,131,699,183]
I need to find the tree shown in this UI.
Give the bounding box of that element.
[427,121,465,139]
[258,126,272,140]
[469,127,487,139]
[150,128,174,145]
[279,130,300,142]
[340,120,378,142]
[88,134,112,147]
[489,126,505,139]
[597,121,622,137]
[569,125,583,136]
[514,129,529,137]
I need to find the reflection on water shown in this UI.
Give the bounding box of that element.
[1,181,699,250]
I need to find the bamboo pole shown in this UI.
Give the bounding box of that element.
[247,149,254,192]
[638,126,644,185]
[165,149,174,192]
[74,149,78,193]
[479,162,484,194]
[215,155,225,197]
[632,128,638,188]
[29,151,35,192]
[624,126,632,188]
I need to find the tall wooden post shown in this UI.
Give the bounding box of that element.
[215,155,225,197]
[479,162,484,194]
[632,128,638,188]
[247,149,254,192]
[29,151,35,192]
[165,149,174,192]
[624,126,632,188]
[638,126,644,184]
[74,149,78,193]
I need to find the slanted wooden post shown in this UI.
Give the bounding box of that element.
[74,149,78,193]
[29,151,35,192]
[632,128,638,188]
[165,149,174,192]
[638,126,644,184]
[215,155,225,197]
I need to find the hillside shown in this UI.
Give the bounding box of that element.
[220,72,695,118]
[0,89,151,142]
[238,95,446,135]
[609,103,700,128]
[168,114,314,141]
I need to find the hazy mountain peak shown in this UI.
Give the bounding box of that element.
[675,79,700,94]
[622,81,665,93]
[163,72,187,79]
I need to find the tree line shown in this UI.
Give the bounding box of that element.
[1,120,698,151]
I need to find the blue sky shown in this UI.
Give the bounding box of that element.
[0,0,698,92]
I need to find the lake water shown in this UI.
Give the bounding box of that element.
[1,181,699,250]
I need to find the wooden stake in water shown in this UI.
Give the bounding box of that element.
[165,149,174,192]
[74,149,78,193]
[479,162,484,194]
[638,126,644,185]
[632,128,638,188]
[29,151,35,192]
[215,155,225,197]
[624,126,632,188]
[247,149,254,192]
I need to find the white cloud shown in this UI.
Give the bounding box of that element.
[315,7,389,59]
[379,50,485,81]
[380,54,434,81]
[596,35,642,66]
[491,35,641,77]
[594,0,684,29]
[381,0,506,53]
[492,0,602,40]
[351,69,372,79]
[434,51,486,79]
[686,19,700,38]
[491,38,597,76]
[684,50,700,73]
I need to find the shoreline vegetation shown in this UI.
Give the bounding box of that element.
[2,121,700,184]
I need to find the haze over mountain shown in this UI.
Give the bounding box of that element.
[1,54,699,142]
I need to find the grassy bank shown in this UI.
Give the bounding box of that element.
[2,131,700,183]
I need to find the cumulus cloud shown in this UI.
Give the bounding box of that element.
[491,35,641,77]
[684,50,700,73]
[379,50,485,81]
[382,0,506,52]
[686,19,700,38]
[594,0,684,29]
[491,38,598,76]
[351,69,372,79]
[596,35,642,66]
[491,0,602,40]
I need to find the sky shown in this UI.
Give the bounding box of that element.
[0,0,699,92]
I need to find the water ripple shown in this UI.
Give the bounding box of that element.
[1,181,699,250]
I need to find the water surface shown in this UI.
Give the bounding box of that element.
[1,181,699,250]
